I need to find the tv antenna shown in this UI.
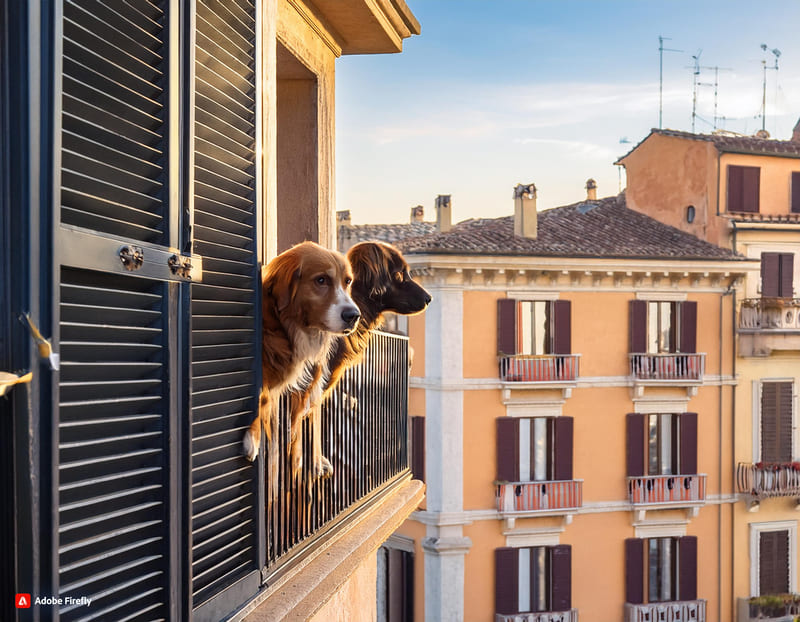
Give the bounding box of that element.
[759,44,780,133]
[687,54,734,132]
[658,36,683,129]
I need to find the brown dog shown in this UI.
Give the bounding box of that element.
[242,242,360,483]
[308,241,432,478]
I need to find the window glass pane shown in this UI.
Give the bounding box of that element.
[648,416,659,476]
[519,418,531,482]
[660,302,673,353]
[533,301,549,355]
[648,538,675,602]
[520,301,533,355]
[659,415,673,475]
[647,302,659,353]
[518,548,530,612]
[532,547,548,612]
[533,418,548,481]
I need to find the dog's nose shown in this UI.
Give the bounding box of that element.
[424,293,432,305]
[341,306,360,328]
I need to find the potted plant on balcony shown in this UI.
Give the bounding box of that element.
[748,593,800,620]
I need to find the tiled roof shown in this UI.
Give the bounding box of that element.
[618,128,800,162]
[338,221,437,249]
[395,194,743,261]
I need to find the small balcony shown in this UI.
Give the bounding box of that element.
[737,462,800,500]
[496,480,583,526]
[628,474,707,508]
[496,609,579,622]
[737,595,800,621]
[625,600,706,622]
[739,298,800,356]
[629,353,705,382]
[499,354,580,383]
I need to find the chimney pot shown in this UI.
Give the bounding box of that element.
[513,183,537,239]
[435,195,452,233]
[585,178,597,201]
[336,210,352,227]
[410,205,424,223]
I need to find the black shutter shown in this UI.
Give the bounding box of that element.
[495,547,520,615]
[762,253,780,298]
[679,413,698,475]
[679,301,697,354]
[498,299,518,355]
[678,536,697,601]
[792,172,800,214]
[626,414,646,477]
[411,416,425,482]
[387,548,409,622]
[190,0,260,614]
[761,382,793,463]
[552,417,573,481]
[552,300,571,355]
[625,538,645,604]
[629,300,647,353]
[496,418,520,482]
[760,530,790,595]
[549,545,572,611]
[780,254,794,298]
[728,165,760,213]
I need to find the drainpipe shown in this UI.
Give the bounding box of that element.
[720,277,736,621]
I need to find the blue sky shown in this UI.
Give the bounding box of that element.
[335,1,800,225]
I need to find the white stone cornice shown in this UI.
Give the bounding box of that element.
[409,374,739,391]
[421,536,473,556]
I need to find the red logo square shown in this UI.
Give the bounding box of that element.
[16,593,31,608]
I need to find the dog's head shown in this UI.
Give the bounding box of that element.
[265,241,360,335]
[347,241,432,316]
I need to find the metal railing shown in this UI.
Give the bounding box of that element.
[499,354,580,382]
[629,353,705,381]
[627,474,706,506]
[737,462,800,499]
[495,609,579,622]
[625,600,706,622]
[265,331,410,572]
[496,480,583,513]
[740,298,800,330]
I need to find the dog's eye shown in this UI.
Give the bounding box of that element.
[315,275,327,286]
[344,277,352,286]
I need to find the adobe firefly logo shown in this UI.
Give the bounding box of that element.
[15,593,31,608]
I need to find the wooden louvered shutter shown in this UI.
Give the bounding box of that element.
[495,547,520,615]
[629,300,647,353]
[411,416,425,482]
[679,301,697,354]
[552,417,573,481]
[549,545,572,612]
[498,299,518,355]
[625,538,645,604]
[792,172,800,214]
[552,300,571,355]
[626,414,646,477]
[761,382,793,463]
[759,530,790,595]
[496,418,520,482]
[762,253,780,298]
[780,253,794,298]
[679,413,698,475]
[728,165,760,213]
[190,0,261,615]
[678,536,698,601]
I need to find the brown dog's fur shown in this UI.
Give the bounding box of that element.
[243,241,360,485]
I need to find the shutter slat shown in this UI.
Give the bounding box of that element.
[497,299,517,355]
[792,172,800,214]
[552,300,571,355]
[496,418,520,482]
[780,253,794,298]
[679,301,697,354]
[495,548,520,616]
[550,545,571,612]
[679,413,698,475]
[552,417,573,481]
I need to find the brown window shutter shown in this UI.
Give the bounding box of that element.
[777,382,793,462]
[626,414,646,477]
[679,301,697,354]
[728,165,760,213]
[549,545,572,612]
[629,300,647,353]
[761,252,780,297]
[387,548,405,622]
[496,418,520,482]
[679,413,698,475]
[411,416,425,482]
[552,300,571,355]
[495,547,520,615]
[498,299,518,355]
[792,172,800,214]
[678,536,698,601]
[780,253,794,298]
[552,417,574,481]
[761,382,793,463]
[760,530,790,594]
[625,538,645,604]
[728,165,744,213]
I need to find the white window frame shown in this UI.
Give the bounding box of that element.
[749,521,797,596]
[751,379,798,462]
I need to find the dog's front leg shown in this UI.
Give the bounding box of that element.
[243,388,270,462]
[288,390,309,479]
[310,403,333,479]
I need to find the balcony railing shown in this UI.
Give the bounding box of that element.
[499,354,580,382]
[629,353,705,381]
[496,480,583,514]
[628,474,707,506]
[737,596,800,621]
[739,298,800,330]
[265,331,410,572]
[625,600,706,622]
[496,609,579,622]
[737,462,800,499]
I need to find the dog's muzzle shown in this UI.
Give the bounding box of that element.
[341,306,361,333]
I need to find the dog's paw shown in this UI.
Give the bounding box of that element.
[313,455,334,479]
[242,432,258,462]
[291,445,303,478]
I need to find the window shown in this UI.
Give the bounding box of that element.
[629,300,696,354]
[727,165,760,213]
[495,546,571,615]
[627,413,697,477]
[761,252,794,298]
[410,416,425,482]
[791,172,800,214]
[497,299,571,356]
[760,381,793,463]
[625,537,697,604]
[496,417,573,483]
[377,545,414,622]
[759,530,790,595]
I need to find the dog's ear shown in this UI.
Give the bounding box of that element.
[265,252,302,312]
[348,242,393,298]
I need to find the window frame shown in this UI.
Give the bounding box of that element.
[753,379,796,463]
[750,521,797,596]
[727,164,761,214]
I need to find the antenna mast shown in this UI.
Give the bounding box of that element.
[760,43,781,133]
[658,36,683,129]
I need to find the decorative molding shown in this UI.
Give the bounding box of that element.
[504,525,564,548]
[505,290,561,301]
[635,291,689,301]
[421,536,472,556]
[634,521,688,538]
[384,534,415,554]
[409,375,739,392]
[633,397,690,414]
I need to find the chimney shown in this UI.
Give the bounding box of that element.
[793,117,800,142]
[410,205,424,223]
[513,183,537,238]
[435,195,452,233]
[336,210,352,227]
[585,178,597,201]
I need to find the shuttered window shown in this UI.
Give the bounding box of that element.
[759,530,790,595]
[496,417,573,482]
[792,172,800,214]
[629,301,697,354]
[377,546,414,622]
[495,545,571,615]
[625,536,697,604]
[411,416,425,482]
[760,382,793,463]
[627,413,697,477]
[497,299,571,356]
[727,165,760,213]
[761,252,794,298]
